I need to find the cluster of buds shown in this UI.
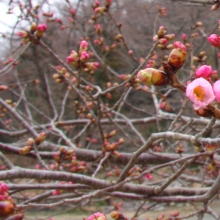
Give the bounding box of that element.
[66,40,99,74]
[153,26,175,50]
[93,0,111,14]
[119,74,141,89]
[51,181,73,196]
[206,162,217,176]
[54,148,88,173]
[205,143,218,152]
[193,51,207,64]
[137,68,169,86]
[107,166,121,177]
[128,166,143,177]
[145,52,159,68]
[2,57,19,68]
[70,160,88,173]
[85,137,98,144]
[159,100,172,112]
[5,99,17,109]
[17,22,47,43]
[73,100,96,122]
[102,130,124,155]
[0,183,23,219]
[54,147,75,163]
[19,138,35,155]
[102,139,124,154]
[53,66,71,83]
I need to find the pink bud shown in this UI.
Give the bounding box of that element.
[70,8,75,15]
[79,40,88,52]
[195,65,212,79]
[174,41,186,51]
[207,34,220,48]
[37,24,47,32]
[181,33,187,40]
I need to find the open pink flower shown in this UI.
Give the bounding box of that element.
[195,65,212,79]
[186,78,215,110]
[207,34,220,48]
[213,80,220,102]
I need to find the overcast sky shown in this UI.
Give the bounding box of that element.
[0,1,17,33]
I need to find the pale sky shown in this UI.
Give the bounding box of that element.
[0,1,17,33]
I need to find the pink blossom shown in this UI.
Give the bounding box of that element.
[213,80,220,102]
[207,34,220,48]
[195,65,212,79]
[87,212,107,220]
[37,24,47,32]
[186,78,215,110]
[174,41,186,51]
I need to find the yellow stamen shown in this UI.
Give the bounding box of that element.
[193,85,204,101]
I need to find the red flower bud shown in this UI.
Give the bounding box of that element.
[0,200,15,217]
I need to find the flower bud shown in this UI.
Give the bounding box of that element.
[27,138,35,146]
[137,68,169,86]
[194,108,214,118]
[35,132,47,144]
[211,3,220,11]
[110,211,126,220]
[30,22,37,33]
[0,85,8,91]
[157,26,165,38]
[19,146,32,155]
[108,130,116,137]
[168,41,186,71]
[0,200,15,217]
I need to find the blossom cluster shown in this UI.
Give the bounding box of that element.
[66,40,99,74]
